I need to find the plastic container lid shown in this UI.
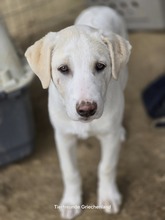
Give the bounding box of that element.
[0,19,34,93]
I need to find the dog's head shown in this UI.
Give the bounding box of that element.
[25,25,131,122]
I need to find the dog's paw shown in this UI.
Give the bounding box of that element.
[98,186,122,214]
[60,204,81,220]
[59,194,82,219]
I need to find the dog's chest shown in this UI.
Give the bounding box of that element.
[70,122,93,139]
[69,118,111,139]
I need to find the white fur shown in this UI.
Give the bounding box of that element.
[25,6,132,219]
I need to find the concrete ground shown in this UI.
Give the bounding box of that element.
[0,32,165,220]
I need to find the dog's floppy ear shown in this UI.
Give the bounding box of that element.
[25,32,56,89]
[102,33,132,80]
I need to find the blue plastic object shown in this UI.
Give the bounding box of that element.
[142,74,165,119]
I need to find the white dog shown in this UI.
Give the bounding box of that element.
[25,6,131,219]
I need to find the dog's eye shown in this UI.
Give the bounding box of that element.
[95,62,106,72]
[58,65,69,74]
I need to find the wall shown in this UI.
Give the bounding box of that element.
[0,0,86,50]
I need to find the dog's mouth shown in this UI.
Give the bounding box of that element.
[79,117,92,122]
[70,116,95,123]
[78,114,102,123]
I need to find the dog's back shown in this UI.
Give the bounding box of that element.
[75,6,128,39]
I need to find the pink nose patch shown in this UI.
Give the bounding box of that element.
[76,101,97,117]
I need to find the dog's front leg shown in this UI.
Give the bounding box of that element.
[97,130,122,214]
[55,131,82,219]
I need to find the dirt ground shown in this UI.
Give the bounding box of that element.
[0,31,165,220]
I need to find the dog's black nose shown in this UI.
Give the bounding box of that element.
[76,101,97,117]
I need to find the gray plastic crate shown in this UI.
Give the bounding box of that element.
[0,19,34,166]
[0,88,35,166]
[88,0,165,30]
